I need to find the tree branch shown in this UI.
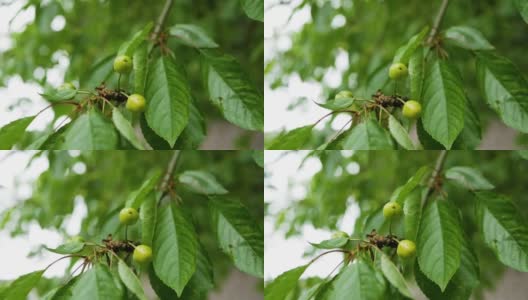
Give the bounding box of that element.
[159,150,181,192]
[151,0,174,40]
[426,0,450,44]
[421,150,448,204]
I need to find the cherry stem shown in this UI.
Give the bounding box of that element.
[313,110,357,128]
[309,249,350,264]
[326,117,353,145]
[44,254,85,272]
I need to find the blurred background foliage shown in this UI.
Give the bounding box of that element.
[0,0,263,147]
[0,150,263,296]
[265,150,528,296]
[265,0,528,147]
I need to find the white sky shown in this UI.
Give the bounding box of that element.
[0,151,86,281]
[264,0,351,133]
[0,1,69,131]
[264,150,360,280]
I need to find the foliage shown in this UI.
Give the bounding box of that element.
[0,150,264,299]
[265,0,528,149]
[0,0,263,150]
[264,150,528,299]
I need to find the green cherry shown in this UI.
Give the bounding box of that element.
[68,235,85,243]
[331,231,349,239]
[58,82,76,90]
[119,207,139,225]
[402,100,422,119]
[397,240,416,258]
[383,202,402,218]
[126,94,146,112]
[335,90,354,100]
[133,244,153,264]
[113,55,133,74]
[389,63,408,80]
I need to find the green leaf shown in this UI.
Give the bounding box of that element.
[140,192,157,247]
[409,48,425,101]
[415,235,479,300]
[178,170,228,195]
[518,150,528,160]
[514,0,528,23]
[343,119,394,150]
[153,202,198,296]
[126,170,162,209]
[173,100,206,149]
[314,97,356,111]
[145,56,191,147]
[323,259,387,300]
[309,237,348,249]
[267,125,314,150]
[133,43,148,95]
[70,264,124,299]
[417,200,463,291]
[40,88,77,102]
[1,270,44,300]
[422,59,466,149]
[0,116,36,149]
[44,241,84,255]
[117,259,147,300]
[209,196,264,277]
[118,22,153,56]
[395,165,431,205]
[200,48,263,131]
[240,0,263,22]
[82,54,115,90]
[452,99,482,150]
[264,265,309,300]
[142,100,205,149]
[169,24,219,48]
[26,124,69,150]
[403,188,423,242]
[187,242,215,292]
[392,26,428,64]
[444,26,494,50]
[112,107,146,150]
[61,109,118,150]
[149,243,214,299]
[42,277,78,300]
[379,251,413,298]
[388,115,416,150]
[474,191,528,272]
[417,119,444,149]
[445,166,494,190]
[475,50,528,133]
[148,266,178,299]
[252,150,264,167]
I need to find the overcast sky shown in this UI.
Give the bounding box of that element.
[264,150,360,280]
[264,0,351,134]
[0,0,69,131]
[0,151,86,280]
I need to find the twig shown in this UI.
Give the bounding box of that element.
[158,151,181,205]
[426,0,450,44]
[159,151,181,191]
[421,150,448,205]
[151,0,174,40]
